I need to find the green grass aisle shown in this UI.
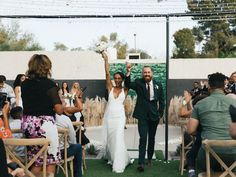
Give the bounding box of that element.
[56,150,187,177]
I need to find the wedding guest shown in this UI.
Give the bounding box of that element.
[56,92,82,177]
[0,75,16,115]
[0,138,25,177]
[13,74,26,108]
[0,103,25,177]
[61,81,70,96]
[9,106,25,158]
[0,101,12,139]
[178,90,192,118]
[229,102,236,139]
[224,76,231,94]
[187,72,236,173]
[70,81,80,98]
[190,81,201,99]
[186,93,209,177]
[229,123,236,139]
[21,54,64,177]
[229,71,236,94]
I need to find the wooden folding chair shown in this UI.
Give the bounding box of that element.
[198,139,236,177]
[57,128,74,177]
[10,128,27,163]
[72,121,87,172]
[3,138,49,177]
[178,119,194,175]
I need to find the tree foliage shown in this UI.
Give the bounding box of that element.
[186,0,236,58]
[95,32,152,59]
[0,21,43,51]
[172,28,196,58]
[53,42,68,51]
[95,32,128,59]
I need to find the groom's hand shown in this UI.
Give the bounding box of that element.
[126,62,132,76]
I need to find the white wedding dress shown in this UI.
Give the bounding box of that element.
[103,88,130,173]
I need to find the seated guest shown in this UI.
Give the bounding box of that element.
[229,123,236,139]
[0,138,25,177]
[179,90,192,118]
[0,75,16,115]
[0,101,12,139]
[190,81,201,99]
[74,112,90,146]
[0,102,25,177]
[187,72,236,173]
[229,105,236,139]
[56,92,82,177]
[62,87,90,146]
[229,71,236,94]
[9,106,25,158]
[186,93,209,177]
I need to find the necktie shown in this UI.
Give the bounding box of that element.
[147,83,150,100]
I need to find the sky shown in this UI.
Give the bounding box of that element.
[0,0,197,61]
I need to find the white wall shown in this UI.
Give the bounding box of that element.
[0,51,105,80]
[1,51,236,80]
[169,58,236,79]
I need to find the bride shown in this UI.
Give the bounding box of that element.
[101,51,131,173]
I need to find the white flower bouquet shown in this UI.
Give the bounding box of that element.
[96,41,108,53]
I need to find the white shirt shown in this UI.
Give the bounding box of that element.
[146,80,154,101]
[56,114,77,150]
[9,119,25,157]
[0,83,16,115]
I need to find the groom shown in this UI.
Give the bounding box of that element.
[125,65,165,172]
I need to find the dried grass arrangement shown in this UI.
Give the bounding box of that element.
[82,96,138,127]
[168,95,183,125]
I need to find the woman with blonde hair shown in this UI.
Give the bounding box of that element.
[21,54,64,177]
[70,81,80,98]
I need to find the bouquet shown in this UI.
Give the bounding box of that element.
[96,41,108,53]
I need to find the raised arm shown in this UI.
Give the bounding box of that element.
[101,51,113,91]
[2,101,10,130]
[64,90,83,115]
[124,62,137,90]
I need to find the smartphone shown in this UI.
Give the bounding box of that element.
[229,105,236,122]
[81,87,87,93]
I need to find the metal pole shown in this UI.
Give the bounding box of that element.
[165,15,169,161]
[134,33,137,52]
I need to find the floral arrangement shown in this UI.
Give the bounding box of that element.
[63,93,76,100]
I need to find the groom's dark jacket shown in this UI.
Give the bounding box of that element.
[125,75,165,121]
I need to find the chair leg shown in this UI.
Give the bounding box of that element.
[82,148,87,170]
[70,161,74,177]
[65,161,69,177]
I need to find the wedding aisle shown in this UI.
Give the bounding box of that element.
[85,124,182,159]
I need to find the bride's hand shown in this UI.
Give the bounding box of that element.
[101,51,108,61]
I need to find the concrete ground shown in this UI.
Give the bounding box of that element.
[85,124,181,159]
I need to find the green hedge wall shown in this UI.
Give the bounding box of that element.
[109,63,166,98]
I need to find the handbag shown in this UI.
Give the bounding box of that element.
[0,119,12,139]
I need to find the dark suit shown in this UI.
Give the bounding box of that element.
[125,76,165,165]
